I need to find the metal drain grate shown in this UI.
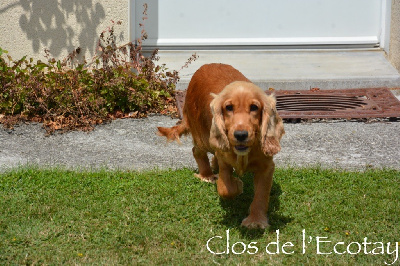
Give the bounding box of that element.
[175,88,400,120]
[271,88,400,119]
[275,94,368,111]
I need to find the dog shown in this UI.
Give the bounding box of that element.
[157,63,284,229]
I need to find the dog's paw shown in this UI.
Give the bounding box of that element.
[194,173,218,183]
[241,215,269,229]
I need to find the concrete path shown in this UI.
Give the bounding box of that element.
[157,50,400,90]
[1,115,399,172]
[1,50,400,172]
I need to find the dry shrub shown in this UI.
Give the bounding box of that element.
[0,4,197,134]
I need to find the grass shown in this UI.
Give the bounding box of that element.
[0,167,399,265]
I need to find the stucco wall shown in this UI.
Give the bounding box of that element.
[389,0,400,72]
[0,1,129,62]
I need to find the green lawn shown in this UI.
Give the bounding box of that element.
[0,167,399,265]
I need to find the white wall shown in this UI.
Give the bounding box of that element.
[389,0,400,71]
[1,0,400,73]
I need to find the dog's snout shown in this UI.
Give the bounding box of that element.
[234,130,248,142]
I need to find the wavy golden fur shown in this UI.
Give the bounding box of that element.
[157,63,284,229]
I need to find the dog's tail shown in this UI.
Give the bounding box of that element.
[157,119,190,144]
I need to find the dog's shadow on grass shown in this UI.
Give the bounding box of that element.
[218,173,293,239]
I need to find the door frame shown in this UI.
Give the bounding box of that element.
[129,0,392,52]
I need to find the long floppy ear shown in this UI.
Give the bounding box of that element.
[260,94,285,156]
[209,93,230,151]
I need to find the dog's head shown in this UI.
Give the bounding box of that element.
[209,81,284,156]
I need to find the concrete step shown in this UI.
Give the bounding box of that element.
[157,49,400,91]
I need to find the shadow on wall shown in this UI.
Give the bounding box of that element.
[1,0,106,59]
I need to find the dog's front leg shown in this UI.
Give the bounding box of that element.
[216,157,243,199]
[192,146,218,183]
[241,158,275,229]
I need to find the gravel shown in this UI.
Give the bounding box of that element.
[1,115,399,172]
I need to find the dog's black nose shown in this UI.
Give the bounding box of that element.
[234,130,248,142]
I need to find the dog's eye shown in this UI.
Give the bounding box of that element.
[250,104,259,112]
[225,104,233,112]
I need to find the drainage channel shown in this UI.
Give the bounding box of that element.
[175,87,400,120]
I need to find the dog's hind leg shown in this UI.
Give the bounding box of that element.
[192,146,218,183]
[211,155,219,173]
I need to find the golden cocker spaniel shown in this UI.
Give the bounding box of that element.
[157,63,285,229]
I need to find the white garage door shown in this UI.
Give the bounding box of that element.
[131,0,390,48]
